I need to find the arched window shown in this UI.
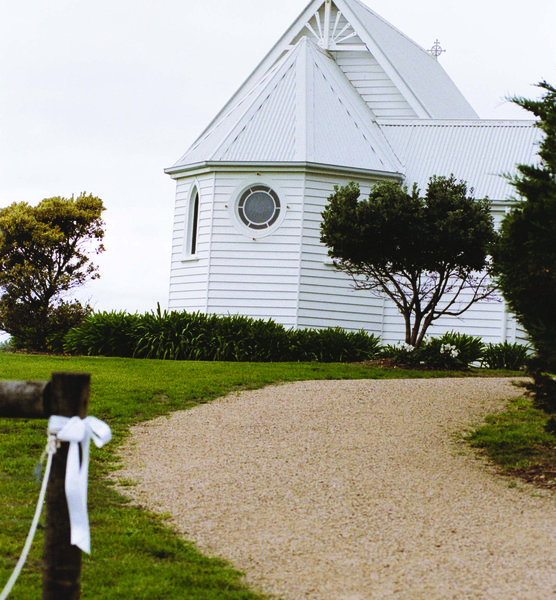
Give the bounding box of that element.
[185,188,200,258]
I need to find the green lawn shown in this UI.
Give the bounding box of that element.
[1,353,478,600]
[466,395,556,489]
[3,353,543,598]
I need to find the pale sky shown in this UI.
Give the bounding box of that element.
[0,0,554,314]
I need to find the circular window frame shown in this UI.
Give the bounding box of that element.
[233,182,285,237]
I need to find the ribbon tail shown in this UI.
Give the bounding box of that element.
[65,440,92,554]
[51,414,111,554]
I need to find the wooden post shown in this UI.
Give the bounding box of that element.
[42,373,90,600]
[0,380,50,418]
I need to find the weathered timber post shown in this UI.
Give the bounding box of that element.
[42,372,90,600]
[0,379,50,418]
[0,372,91,600]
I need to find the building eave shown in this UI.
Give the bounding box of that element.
[164,160,404,181]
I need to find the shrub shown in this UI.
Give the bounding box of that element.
[491,82,556,373]
[133,309,215,360]
[64,311,142,357]
[381,332,484,370]
[482,341,531,370]
[291,327,381,362]
[65,308,382,363]
[0,337,13,353]
[433,331,485,367]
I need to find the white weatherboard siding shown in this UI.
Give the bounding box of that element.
[297,173,386,332]
[333,50,416,119]
[166,0,540,346]
[296,174,522,344]
[168,168,528,344]
[204,171,304,326]
[168,174,215,313]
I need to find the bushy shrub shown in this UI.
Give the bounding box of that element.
[133,309,216,360]
[64,308,381,363]
[491,82,556,373]
[43,301,93,354]
[481,341,531,370]
[289,327,381,362]
[381,332,484,370]
[64,311,142,357]
[210,314,292,362]
[0,337,13,353]
[431,331,485,367]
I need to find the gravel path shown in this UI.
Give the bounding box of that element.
[116,378,556,599]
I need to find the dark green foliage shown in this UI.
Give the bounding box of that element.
[64,307,382,363]
[427,331,485,369]
[481,341,531,370]
[64,311,142,358]
[1,298,92,354]
[491,82,556,415]
[320,176,497,347]
[522,364,556,414]
[492,82,556,370]
[133,310,292,361]
[0,193,105,351]
[381,331,485,370]
[289,326,382,362]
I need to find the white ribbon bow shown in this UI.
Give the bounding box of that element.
[47,415,112,554]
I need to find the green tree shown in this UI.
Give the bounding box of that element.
[0,193,105,351]
[491,81,556,412]
[320,175,497,347]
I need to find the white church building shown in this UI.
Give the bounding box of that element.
[165,0,541,345]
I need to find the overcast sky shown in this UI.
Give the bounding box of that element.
[1,0,554,314]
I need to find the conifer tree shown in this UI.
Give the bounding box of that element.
[492,81,556,412]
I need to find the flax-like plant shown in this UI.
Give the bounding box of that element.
[481,341,531,371]
[65,308,382,363]
[64,311,141,357]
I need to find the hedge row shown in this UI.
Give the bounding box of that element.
[64,308,531,368]
[64,308,382,363]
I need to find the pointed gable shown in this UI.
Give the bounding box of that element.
[233,0,477,121]
[306,40,400,171]
[344,0,478,118]
[167,0,480,175]
[168,36,402,175]
[289,1,418,118]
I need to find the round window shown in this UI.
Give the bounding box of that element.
[237,185,280,230]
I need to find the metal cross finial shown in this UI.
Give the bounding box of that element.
[428,39,446,60]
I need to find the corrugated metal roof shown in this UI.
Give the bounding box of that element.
[381,120,543,199]
[215,63,298,162]
[168,0,483,174]
[310,53,396,170]
[170,37,403,175]
[346,0,478,119]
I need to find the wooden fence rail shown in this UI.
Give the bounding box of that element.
[0,372,90,600]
